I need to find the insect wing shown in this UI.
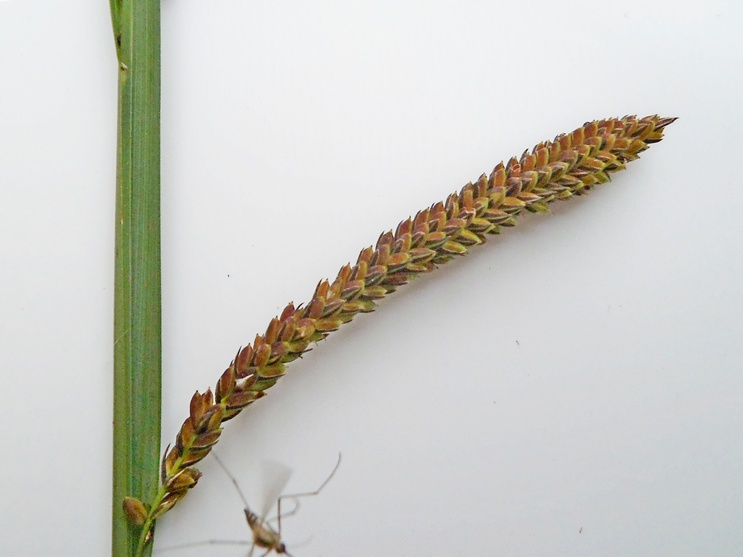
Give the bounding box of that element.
[257,460,292,519]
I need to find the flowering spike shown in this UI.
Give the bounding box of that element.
[147,115,676,533]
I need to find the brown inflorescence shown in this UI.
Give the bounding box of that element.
[147,115,676,527]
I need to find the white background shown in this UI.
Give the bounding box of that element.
[1,1,741,556]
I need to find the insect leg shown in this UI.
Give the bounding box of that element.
[275,453,342,536]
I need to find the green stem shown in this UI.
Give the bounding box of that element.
[110,1,162,557]
[136,485,167,556]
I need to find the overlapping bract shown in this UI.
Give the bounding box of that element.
[151,115,676,522]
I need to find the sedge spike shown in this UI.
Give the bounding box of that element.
[137,115,676,544]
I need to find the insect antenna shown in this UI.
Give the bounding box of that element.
[212,452,253,509]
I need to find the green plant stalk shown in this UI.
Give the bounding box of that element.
[110,1,162,557]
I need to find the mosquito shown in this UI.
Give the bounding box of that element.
[163,452,341,557]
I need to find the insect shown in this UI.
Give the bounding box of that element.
[203,453,341,557]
